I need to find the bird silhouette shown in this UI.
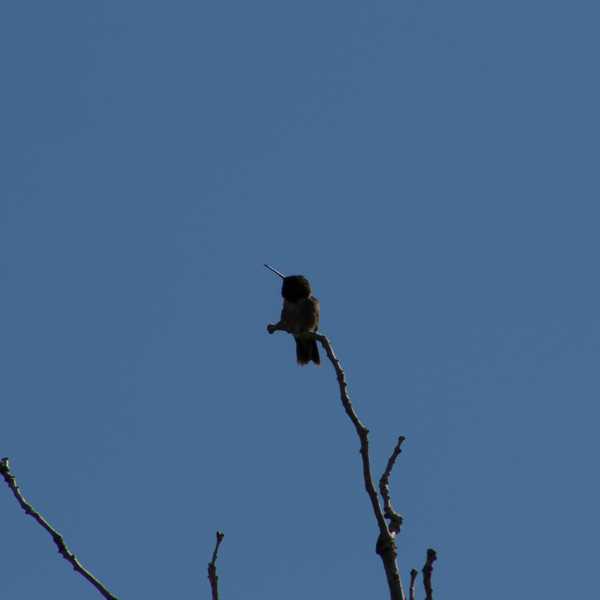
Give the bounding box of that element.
[266,265,320,366]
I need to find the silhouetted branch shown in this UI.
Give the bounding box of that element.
[207,531,224,600]
[422,548,437,600]
[0,457,119,600]
[267,323,405,600]
[379,436,405,535]
[312,336,386,522]
[314,333,406,600]
[409,568,418,600]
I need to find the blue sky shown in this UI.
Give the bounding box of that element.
[1,2,599,599]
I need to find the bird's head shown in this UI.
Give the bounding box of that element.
[264,264,312,302]
[282,275,311,302]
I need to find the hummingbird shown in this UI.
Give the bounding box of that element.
[265,264,321,366]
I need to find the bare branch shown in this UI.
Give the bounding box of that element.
[266,326,412,600]
[379,436,406,535]
[422,548,437,600]
[409,568,418,600]
[207,531,224,600]
[313,335,388,525]
[313,333,405,600]
[0,457,119,600]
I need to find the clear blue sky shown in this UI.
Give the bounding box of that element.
[1,2,598,599]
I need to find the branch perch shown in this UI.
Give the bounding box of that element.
[0,457,119,600]
[267,324,406,600]
[207,531,224,600]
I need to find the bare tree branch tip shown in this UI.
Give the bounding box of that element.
[409,568,419,600]
[422,547,438,600]
[379,436,406,536]
[208,530,225,600]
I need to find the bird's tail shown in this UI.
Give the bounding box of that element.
[295,336,320,366]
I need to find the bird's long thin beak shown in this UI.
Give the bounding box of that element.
[264,264,285,279]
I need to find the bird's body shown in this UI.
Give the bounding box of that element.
[279,296,320,335]
[271,274,321,365]
[280,295,320,365]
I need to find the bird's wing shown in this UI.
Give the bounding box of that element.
[299,296,320,332]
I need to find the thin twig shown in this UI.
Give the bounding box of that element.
[422,548,437,600]
[267,324,405,600]
[379,436,405,535]
[207,531,224,600]
[0,457,119,600]
[409,568,418,600]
